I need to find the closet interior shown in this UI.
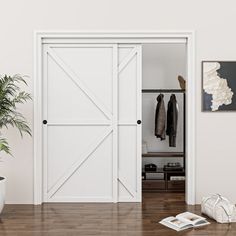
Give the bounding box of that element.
[141,43,187,193]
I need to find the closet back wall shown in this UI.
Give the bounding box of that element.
[1,0,236,204]
[142,44,186,168]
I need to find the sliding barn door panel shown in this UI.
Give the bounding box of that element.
[118,45,142,202]
[49,130,113,201]
[47,54,108,122]
[49,46,113,114]
[47,126,112,199]
[43,44,115,202]
[43,43,141,202]
[118,126,138,200]
[119,54,137,121]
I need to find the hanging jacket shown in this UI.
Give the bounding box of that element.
[155,94,166,140]
[166,94,178,147]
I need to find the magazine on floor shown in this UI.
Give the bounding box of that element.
[159,212,210,231]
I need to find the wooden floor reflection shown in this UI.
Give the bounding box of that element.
[0,192,235,235]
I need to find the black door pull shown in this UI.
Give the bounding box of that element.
[43,120,47,125]
[137,120,142,124]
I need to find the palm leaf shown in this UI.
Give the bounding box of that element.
[0,138,11,155]
[0,74,31,155]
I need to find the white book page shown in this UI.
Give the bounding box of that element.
[160,217,192,230]
[160,217,193,231]
[176,212,206,226]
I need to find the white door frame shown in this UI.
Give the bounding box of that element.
[34,31,196,205]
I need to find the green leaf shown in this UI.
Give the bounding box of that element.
[0,74,31,156]
[0,138,11,155]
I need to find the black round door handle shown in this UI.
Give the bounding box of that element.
[137,120,142,124]
[43,120,47,125]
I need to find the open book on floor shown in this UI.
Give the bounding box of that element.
[159,212,210,231]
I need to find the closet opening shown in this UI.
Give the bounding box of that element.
[141,43,187,200]
[35,32,195,204]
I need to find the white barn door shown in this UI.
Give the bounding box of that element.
[118,45,142,202]
[42,43,141,202]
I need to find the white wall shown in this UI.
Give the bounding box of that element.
[1,0,236,204]
[142,44,186,89]
[142,44,186,168]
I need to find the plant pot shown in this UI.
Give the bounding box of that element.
[0,177,5,213]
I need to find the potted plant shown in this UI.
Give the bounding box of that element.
[0,74,31,213]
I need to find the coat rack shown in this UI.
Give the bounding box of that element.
[142,89,185,93]
[142,88,186,170]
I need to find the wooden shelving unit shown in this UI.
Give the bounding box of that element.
[142,152,184,158]
[142,169,185,192]
[142,180,185,192]
[142,88,186,193]
[143,168,185,174]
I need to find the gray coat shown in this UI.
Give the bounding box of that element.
[155,94,166,140]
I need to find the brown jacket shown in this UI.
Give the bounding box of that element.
[155,94,166,140]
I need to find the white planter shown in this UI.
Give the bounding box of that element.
[0,177,5,213]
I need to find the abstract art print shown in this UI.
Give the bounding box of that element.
[202,61,236,111]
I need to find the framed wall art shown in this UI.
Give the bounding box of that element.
[202,61,236,111]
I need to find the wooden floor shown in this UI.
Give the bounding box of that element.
[0,193,236,235]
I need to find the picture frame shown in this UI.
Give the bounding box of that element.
[202,61,236,111]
